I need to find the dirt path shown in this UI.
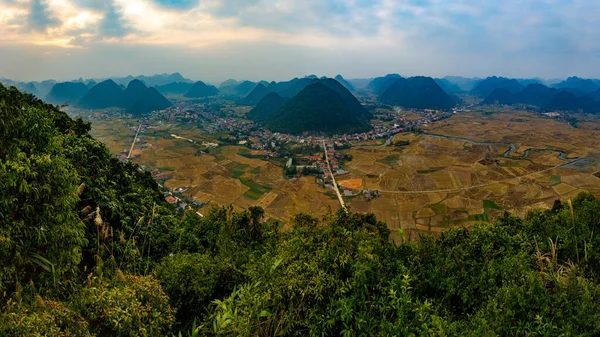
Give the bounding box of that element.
[323,141,347,212]
[127,124,142,159]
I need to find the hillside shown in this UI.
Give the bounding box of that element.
[2,83,600,336]
[434,78,464,94]
[320,78,371,119]
[46,81,89,104]
[265,82,371,134]
[127,87,172,115]
[482,83,600,113]
[246,92,288,122]
[368,74,403,95]
[380,76,456,110]
[121,79,148,108]
[155,82,194,95]
[334,74,355,92]
[471,76,523,97]
[78,79,124,109]
[553,76,599,95]
[232,80,258,96]
[239,83,269,105]
[184,81,219,98]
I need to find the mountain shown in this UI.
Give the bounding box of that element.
[239,83,269,105]
[246,92,289,122]
[111,73,193,87]
[434,78,463,94]
[155,82,194,96]
[518,78,542,86]
[348,78,371,90]
[482,88,521,105]
[78,79,124,109]
[482,84,557,106]
[544,91,600,113]
[232,81,258,97]
[20,82,42,98]
[443,76,481,92]
[590,89,600,102]
[481,83,600,113]
[219,79,239,89]
[127,87,172,116]
[380,76,456,110]
[278,78,314,97]
[334,75,355,92]
[265,82,371,135]
[320,78,371,119]
[552,77,599,95]
[121,80,148,109]
[46,82,89,105]
[368,74,403,95]
[471,77,523,97]
[521,84,558,106]
[184,81,219,98]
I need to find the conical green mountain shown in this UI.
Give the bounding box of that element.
[78,79,124,109]
[239,83,269,105]
[380,76,456,110]
[155,82,194,95]
[184,81,219,98]
[127,87,172,116]
[246,92,289,122]
[46,82,89,105]
[121,79,148,108]
[265,82,371,135]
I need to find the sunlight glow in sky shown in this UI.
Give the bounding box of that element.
[1,0,599,81]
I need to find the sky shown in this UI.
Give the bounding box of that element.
[1,0,600,82]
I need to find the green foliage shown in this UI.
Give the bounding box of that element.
[74,272,174,336]
[0,297,92,336]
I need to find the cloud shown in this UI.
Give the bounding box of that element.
[99,3,132,38]
[28,0,59,31]
[151,0,199,10]
[2,0,600,81]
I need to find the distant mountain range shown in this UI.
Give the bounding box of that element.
[482,82,600,113]
[109,73,193,87]
[249,78,372,135]
[155,82,194,96]
[471,77,524,97]
[368,74,403,95]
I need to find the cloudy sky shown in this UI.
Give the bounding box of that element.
[1,0,599,82]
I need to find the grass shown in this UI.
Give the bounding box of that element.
[250,167,261,174]
[231,164,250,178]
[500,161,521,167]
[549,175,562,187]
[376,155,400,167]
[238,147,266,160]
[238,176,271,200]
[431,203,448,215]
[483,200,503,210]
[469,213,490,222]
[417,169,439,174]
[244,183,272,200]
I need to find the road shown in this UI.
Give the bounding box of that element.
[378,158,585,195]
[127,124,142,159]
[323,141,347,212]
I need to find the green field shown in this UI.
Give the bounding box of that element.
[231,164,250,178]
[483,199,503,210]
[376,155,399,167]
[549,175,562,186]
[431,203,448,215]
[238,176,271,200]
